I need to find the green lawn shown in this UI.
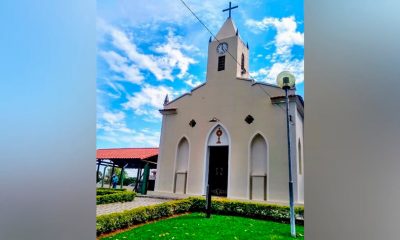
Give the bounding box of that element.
[100,212,304,240]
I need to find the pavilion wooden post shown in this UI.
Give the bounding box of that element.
[120,164,128,189]
[140,163,150,195]
[119,167,123,189]
[134,168,140,191]
[96,160,101,183]
[109,162,115,189]
[101,166,107,188]
[134,168,143,192]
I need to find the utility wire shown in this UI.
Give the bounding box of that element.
[178,0,289,113]
[256,84,287,112]
[178,0,242,69]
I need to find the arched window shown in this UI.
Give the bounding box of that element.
[298,140,303,175]
[250,134,268,200]
[218,56,225,71]
[176,137,189,172]
[175,137,189,193]
[250,134,268,175]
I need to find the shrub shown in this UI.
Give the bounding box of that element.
[97,188,127,192]
[96,197,304,236]
[96,191,136,205]
[189,197,304,223]
[122,177,136,186]
[96,188,127,196]
[96,198,193,235]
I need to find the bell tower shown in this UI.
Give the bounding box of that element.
[206,3,249,84]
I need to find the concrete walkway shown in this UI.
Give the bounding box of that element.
[137,191,199,200]
[96,191,193,216]
[96,197,170,216]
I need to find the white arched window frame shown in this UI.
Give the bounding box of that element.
[174,137,189,193]
[249,133,268,200]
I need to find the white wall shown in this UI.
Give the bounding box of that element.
[296,109,304,203]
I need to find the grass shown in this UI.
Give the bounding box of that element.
[100,212,304,240]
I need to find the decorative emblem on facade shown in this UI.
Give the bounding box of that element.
[189,119,196,127]
[245,115,254,124]
[216,127,223,144]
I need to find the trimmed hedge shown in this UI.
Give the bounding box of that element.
[190,197,304,222]
[96,191,136,205]
[96,188,127,196]
[96,197,304,236]
[96,198,193,235]
[97,188,127,192]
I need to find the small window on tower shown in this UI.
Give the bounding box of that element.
[241,53,245,70]
[218,56,225,71]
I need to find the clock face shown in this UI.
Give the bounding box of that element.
[216,42,228,54]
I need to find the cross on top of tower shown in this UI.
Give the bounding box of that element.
[222,2,238,19]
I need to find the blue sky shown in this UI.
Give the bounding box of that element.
[97,0,304,149]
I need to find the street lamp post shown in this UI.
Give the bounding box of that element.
[277,71,296,237]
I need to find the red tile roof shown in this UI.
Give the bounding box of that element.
[96,148,158,160]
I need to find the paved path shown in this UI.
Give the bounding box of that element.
[96,197,170,216]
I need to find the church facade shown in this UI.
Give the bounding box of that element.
[155,17,304,204]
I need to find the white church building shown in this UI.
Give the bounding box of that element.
[154,16,304,204]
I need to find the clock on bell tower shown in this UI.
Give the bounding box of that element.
[206,17,249,84]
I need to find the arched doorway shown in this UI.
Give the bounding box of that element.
[205,125,230,197]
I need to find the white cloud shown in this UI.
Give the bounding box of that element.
[98,20,173,80]
[123,84,177,121]
[246,16,303,61]
[97,0,247,31]
[97,128,160,147]
[97,105,161,147]
[97,107,133,134]
[185,78,203,88]
[154,31,198,79]
[182,73,203,88]
[117,130,161,147]
[99,51,144,84]
[98,20,198,82]
[246,16,304,86]
[250,59,304,85]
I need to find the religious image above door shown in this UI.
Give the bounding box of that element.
[207,126,229,146]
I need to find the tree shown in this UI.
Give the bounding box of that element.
[106,167,128,185]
